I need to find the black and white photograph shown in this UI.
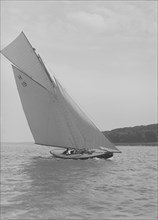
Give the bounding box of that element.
[1,0,157,219]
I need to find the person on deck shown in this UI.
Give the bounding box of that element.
[63,148,76,155]
[63,148,69,154]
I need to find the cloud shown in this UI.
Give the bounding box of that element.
[67,3,157,37]
[68,11,106,33]
[67,9,121,34]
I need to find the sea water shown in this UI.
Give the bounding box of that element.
[1,143,157,220]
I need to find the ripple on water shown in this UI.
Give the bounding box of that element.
[1,144,158,220]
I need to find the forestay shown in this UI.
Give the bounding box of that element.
[54,78,119,151]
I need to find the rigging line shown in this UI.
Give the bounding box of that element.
[64,87,115,146]
[54,77,85,148]
[55,76,105,133]
[37,54,56,87]
[45,68,114,147]
[54,79,77,148]
[40,60,61,88]
[55,76,116,148]
[38,56,58,87]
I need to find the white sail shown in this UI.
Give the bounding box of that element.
[54,78,119,152]
[1,32,119,152]
[12,65,77,147]
[1,32,54,92]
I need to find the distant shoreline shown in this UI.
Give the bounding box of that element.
[115,142,158,146]
[103,124,158,145]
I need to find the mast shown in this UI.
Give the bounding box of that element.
[37,54,56,88]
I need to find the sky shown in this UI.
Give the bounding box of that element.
[1,0,157,142]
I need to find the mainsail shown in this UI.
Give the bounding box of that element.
[1,32,119,152]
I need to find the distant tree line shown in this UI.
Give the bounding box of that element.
[103,124,158,144]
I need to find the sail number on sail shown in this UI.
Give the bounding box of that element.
[18,74,27,87]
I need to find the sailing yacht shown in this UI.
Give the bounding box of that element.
[1,32,121,159]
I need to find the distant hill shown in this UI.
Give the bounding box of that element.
[103,124,158,145]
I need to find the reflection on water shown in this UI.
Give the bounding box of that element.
[1,143,157,219]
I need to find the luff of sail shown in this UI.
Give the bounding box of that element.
[1,32,120,152]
